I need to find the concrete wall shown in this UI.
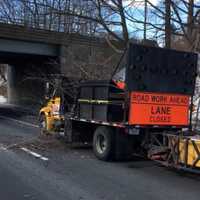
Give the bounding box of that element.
[60,42,121,80]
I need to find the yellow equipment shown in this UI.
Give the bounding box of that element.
[179,135,200,168]
[39,97,63,134]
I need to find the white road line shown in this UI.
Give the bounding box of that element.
[0,115,39,128]
[21,147,49,161]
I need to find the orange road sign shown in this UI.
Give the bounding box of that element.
[129,92,190,126]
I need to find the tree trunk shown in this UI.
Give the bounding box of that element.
[165,0,171,48]
[187,0,194,36]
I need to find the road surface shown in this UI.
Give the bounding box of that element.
[0,105,200,200]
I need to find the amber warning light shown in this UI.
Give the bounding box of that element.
[129,92,190,126]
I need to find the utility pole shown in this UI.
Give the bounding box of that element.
[165,0,171,48]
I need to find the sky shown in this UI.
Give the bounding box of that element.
[121,1,162,40]
[125,0,200,7]
[123,0,159,7]
[122,0,200,42]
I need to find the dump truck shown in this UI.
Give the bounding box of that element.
[39,43,200,173]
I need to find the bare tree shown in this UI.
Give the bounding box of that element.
[0,0,98,35]
[165,0,171,48]
[1,1,200,50]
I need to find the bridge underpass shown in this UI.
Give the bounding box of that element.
[0,22,118,107]
[0,40,59,106]
[6,54,58,107]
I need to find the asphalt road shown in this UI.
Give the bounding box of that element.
[0,105,200,200]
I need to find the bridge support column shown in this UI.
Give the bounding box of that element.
[7,65,18,104]
[60,45,68,75]
[7,64,45,107]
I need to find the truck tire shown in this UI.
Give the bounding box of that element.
[39,114,48,135]
[93,126,114,161]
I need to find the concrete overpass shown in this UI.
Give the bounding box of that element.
[0,23,106,106]
[0,22,103,56]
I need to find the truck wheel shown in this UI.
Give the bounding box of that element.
[39,114,47,135]
[93,126,114,161]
